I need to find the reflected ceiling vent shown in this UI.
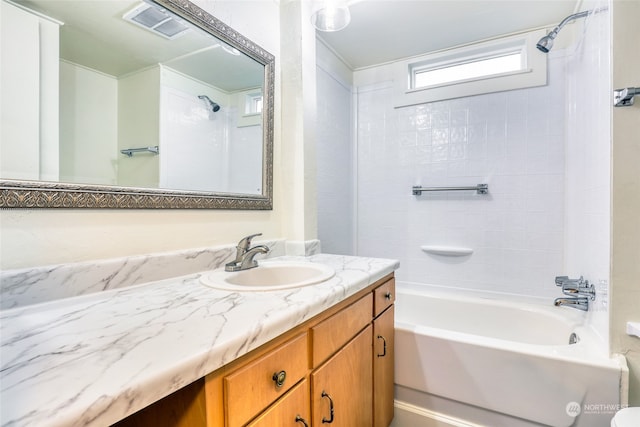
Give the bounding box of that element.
[123,2,190,40]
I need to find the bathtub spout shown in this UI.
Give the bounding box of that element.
[554,297,589,311]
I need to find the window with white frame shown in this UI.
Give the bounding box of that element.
[245,92,263,115]
[236,88,263,127]
[394,29,547,107]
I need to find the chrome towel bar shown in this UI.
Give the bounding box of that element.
[614,87,640,107]
[412,184,488,195]
[120,146,159,157]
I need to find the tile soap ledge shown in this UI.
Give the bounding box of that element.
[421,245,474,256]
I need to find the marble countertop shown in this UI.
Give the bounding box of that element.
[0,254,398,427]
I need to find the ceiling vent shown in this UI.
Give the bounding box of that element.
[123,2,190,40]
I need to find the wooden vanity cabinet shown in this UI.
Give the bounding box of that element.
[112,274,395,427]
[373,279,395,427]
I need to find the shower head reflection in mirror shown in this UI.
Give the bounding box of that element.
[198,95,221,112]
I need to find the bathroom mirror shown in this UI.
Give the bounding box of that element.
[0,0,274,209]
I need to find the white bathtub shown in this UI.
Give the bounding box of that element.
[393,284,628,427]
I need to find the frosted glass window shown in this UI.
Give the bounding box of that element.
[413,52,523,89]
[394,30,547,106]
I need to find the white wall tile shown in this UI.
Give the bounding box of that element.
[563,0,611,346]
[316,61,354,255]
[342,16,608,311]
[355,62,568,298]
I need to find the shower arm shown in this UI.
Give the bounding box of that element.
[546,10,591,40]
[537,7,608,53]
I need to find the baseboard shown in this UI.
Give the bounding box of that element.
[391,400,482,427]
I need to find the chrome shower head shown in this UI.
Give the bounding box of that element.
[535,9,600,53]
[536,32,557,53]
[198,95,221,112]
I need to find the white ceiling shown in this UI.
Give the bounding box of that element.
[16,0,263,91]
[317,0,580,69]
[16,0,581,83]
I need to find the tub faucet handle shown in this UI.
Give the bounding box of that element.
[562,279,595,301]
[555,275,595,309]
[555,276,569,286]
[555,275,585,287]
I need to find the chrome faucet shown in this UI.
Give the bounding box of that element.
[225,233,270,272]
[554,275,595,311]
[554,297,590,311]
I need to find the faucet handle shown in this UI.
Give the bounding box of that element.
[555,275,585,287]
[238,233,262,250]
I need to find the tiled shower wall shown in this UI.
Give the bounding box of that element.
[316,59,354,255]
[316,6,611,305]
[564,0,611,345]
[355,55,568,298]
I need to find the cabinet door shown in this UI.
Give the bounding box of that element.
[247,379,310,427]
[311,325,372,427]
[373,307,394,427]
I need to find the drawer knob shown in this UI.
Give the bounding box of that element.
[272,370,287,388]
[295,415,309,427]
[385,292,392,300]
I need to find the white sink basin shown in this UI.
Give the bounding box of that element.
[200,261,335,291]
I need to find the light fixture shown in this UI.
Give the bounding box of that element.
[221,44,241,56]
[311,0,351,32]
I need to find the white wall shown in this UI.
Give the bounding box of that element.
[354,53,567,298]
[228,110,263,194]
[160,85,227,191]
[280,0,318,242]
[59,61,118,185]
[316,40,355,255]
[117,67,161,188]
[610,0,640,406]
[1,1,59,181]
[159,67,230,192]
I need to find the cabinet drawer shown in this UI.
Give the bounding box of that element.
[224,332,308,427]
[246,379,310,427]
[311,294,372,367]
[373,278,395,317]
